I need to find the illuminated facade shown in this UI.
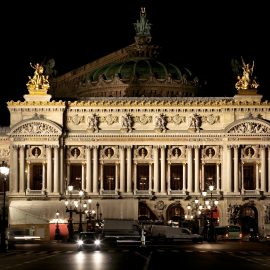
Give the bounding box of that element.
[0,8,270,240]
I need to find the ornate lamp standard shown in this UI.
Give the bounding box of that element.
[186,197,204,234]
[85,199,96,232]
[64,186,91,239]
[205,185,219,242]
[65,185,75,241]
[0,161,9,251]
[75,190,87,233]
[54,210,61,240]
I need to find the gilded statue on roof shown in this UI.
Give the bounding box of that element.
[235,57,259,91]
[134,7,151,36]
[26,63,50,95]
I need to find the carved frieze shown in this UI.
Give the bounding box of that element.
[0,147,10,158]
[10,121,62,136]
[101,114,119,125]
[134,114,152,125]
[228,122,270,134]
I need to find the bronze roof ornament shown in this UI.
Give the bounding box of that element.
[235,57,259,92]
[26,63,50,95]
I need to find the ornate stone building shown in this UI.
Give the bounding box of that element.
[0,8,270,240]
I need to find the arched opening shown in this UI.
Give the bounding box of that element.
[240,203,258,238]
[166,202,185,227]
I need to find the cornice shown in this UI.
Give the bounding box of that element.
[7,100,66,107]
[67,97,269,107]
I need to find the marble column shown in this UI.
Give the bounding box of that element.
[19,146,25,193]
[126,146,132,193]
[53,146,59,193]
[160,146,166,194]
[153,146,159,193]
[187,146,193,192]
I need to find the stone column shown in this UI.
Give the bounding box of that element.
[241,162,244,193]
[194,146,200,193]
[149,163,152,194]
[67,163,70,186]
[59,145,64,194]
[227,146,232,192]
[19,146,25,193]
[100,162,104,192]
[153,146,159,193]
[233,146,239,193]
[201,163,205,191]
[86,147,92,193]
[256,162,260,191]
[42,162,46,192]
[216,163,220,191]
[81,163,85,190]
[93,146,98,194]
[134,162,137,193]
[160,146,166,194]
[115,163,119,192]
[187,146,193,192]
[167,162,171,193]
[126,146,132,193]
[53,146,59,193]
[183,163,186,192]
[12,145,19,193]
[120,146,125,193]
[26,161,30,190]
[260,146,266,192]
[46,146,52,193]
[268,147,270,193]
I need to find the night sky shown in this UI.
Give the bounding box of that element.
[1,0,269,126]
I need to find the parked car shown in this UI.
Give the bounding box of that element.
[149,225,203,243]
[76,232,102,250]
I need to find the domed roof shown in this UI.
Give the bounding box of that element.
[75,7,199,98]
[90,57,192,82]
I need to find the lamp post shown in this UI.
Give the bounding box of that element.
[205,185,218,242]
[186,197,203,234]
[64,185,91,239]
[0,161,9,252]
[76,190,86,233]
[55,210,61,240]
[65,185,74,241]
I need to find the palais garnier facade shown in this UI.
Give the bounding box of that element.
[0,7,270,240]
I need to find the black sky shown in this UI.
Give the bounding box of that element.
[1,0,269,126]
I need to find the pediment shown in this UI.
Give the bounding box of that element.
[225,118,270,134]
[9,119,62,137]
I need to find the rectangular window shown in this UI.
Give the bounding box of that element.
[170,164,183,190]
[243,164,255,190]
[70,164,82,190]
[104,165,115,190]
[137,165,149,190]
[31,163,42,190]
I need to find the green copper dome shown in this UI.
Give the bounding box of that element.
[75,8,199,98]
[90,57,192,82]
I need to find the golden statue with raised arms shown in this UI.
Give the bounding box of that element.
[235,57,259,91]
[26,63,50,95]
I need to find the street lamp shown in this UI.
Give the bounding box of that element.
[55,210,61,240]
[186,197,203,234]
[65,185,74,241]
[0,161,9,251]
[85,199,96,232]
[76,190,87,233]
[206,185,219,242]
[64,185,91,239]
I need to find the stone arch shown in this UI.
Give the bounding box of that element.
[166,202,185,226]
[225,117,270,134]
[240,202,258,236]
[8,117,62,138]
